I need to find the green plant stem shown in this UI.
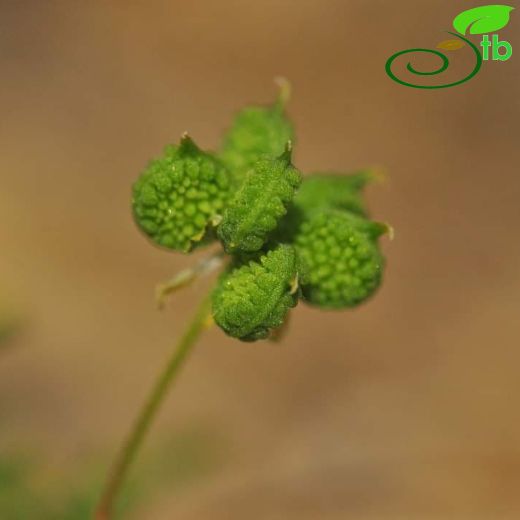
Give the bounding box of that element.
[95,292,213,520]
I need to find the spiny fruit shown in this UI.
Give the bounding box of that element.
[295,210,387,309]
[212,244,299,341]
[132,134,231,252]
[217,146,301,253]
[219,83,294,182]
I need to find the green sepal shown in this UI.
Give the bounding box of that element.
[296,170,375,217]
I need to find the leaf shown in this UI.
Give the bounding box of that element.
[453,5,514,35]
[436,39,466,51]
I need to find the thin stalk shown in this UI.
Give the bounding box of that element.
[95,292,213,520]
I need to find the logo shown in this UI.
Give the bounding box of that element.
[385,5,514,89]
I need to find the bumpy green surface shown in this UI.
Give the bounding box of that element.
[212,245,299,341]
[275,171,374,243]
[217,149,301,253]
[219,102,294,182]
[295,210,386,309]
[132,88,390,343]
[295,171,373,217]
[132,135,231,252]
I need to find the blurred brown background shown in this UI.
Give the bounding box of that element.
[1,1,519,518]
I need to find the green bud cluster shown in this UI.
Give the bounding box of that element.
[132,83,389,341]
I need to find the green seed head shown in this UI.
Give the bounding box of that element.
[212,244,299,341]
[217,146,301,254]
[219,91,294,182]
[295,210,387,309]
[131,84,391,344]
[132,134,232,252]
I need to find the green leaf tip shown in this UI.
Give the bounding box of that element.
[280,141,293,163]
[453,5,514,35]
[378,222,394,240]
[178,132,201,155]
[274,76,292,109]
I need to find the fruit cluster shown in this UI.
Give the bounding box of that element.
[132,85,388,341]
